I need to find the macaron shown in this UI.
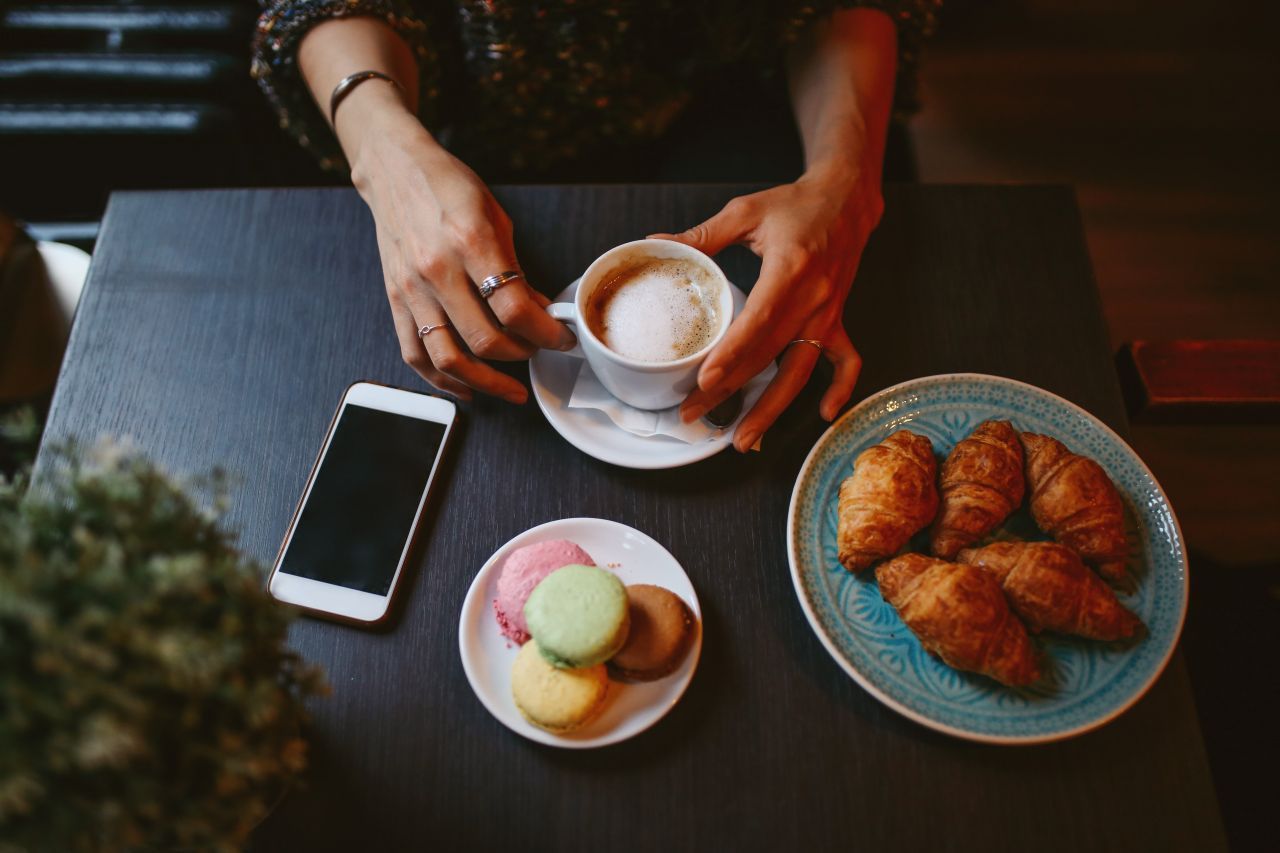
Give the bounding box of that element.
[610,584,696,681]
[492,539,596,644]
[510,640,609,734]
[524,564,630,669]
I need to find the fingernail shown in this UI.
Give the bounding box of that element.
[506,389,528,404]
[557,329,578,351]
[736,430,759,452]
[700,366,724,391]
[680,403,707,424]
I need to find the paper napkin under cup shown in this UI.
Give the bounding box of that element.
[566,360,778,450]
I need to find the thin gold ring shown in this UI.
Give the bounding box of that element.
[418,321,451,339]
[789,338,824,353]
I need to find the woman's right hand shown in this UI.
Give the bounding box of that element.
[342,86,577,402]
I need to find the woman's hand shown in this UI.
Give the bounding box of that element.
[653,6,896,451]
[650,165,880,451]
[344,88,576,402]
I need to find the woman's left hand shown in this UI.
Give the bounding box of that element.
[650,167,882,452]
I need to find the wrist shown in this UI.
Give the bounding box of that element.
[802,156,865,194]
[336,81,425,170]
[800,118,880,192]
[799,137,886,229]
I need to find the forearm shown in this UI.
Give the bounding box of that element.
[297,16,428,167]
[787,8,898,190]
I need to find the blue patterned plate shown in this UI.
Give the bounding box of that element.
[787,374,1187,744]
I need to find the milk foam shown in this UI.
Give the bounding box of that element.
[587,259,722,363]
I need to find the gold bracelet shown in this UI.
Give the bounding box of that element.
[329,70,402,127]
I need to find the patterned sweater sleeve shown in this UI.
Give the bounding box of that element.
[251,0,441,172]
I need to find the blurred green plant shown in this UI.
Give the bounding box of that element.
[0,406,41,475]
[0,442,327,852]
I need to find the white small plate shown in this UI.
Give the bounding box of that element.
[458,517,702,748]
[529,279,749,469]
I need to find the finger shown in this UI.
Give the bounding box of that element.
[449,209,575,351]
[696,251,811,395]
[646,195,755,258]
[679,382,735,425]
[416,311,529,404]
[420,269,536,362]
[529,288,552,309]
[811,253,862,421]
[819,325,863,421]
[387,295,473,400]
[483,278,577,352]
[731,341,822,452]
[679,290,840,426]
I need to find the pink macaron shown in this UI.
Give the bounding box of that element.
[493,539,596,643]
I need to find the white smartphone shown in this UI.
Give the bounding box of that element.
[268,381,456,624]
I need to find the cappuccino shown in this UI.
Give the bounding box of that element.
[585,258,723,363]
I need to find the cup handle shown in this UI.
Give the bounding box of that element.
[547,302,585,359]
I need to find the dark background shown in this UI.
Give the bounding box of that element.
[0,0,338,235]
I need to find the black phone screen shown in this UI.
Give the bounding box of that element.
[278,404,447,595]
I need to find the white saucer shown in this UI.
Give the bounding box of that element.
[457,517,702,749]
[529,278,749,469]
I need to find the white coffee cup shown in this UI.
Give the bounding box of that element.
[547,239,734,411]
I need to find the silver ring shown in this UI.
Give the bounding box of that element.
[789,338,824,353]
[477,270,522,299]
[417,321,451,339]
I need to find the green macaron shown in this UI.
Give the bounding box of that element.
[524,564,631,668]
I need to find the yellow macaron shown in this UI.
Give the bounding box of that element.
[510,639,609,734]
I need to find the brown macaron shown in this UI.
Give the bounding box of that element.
[609,584,695,681]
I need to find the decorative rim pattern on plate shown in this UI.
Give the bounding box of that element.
[786,373,1188,744]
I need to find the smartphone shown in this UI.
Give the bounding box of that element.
[268,381,456,624]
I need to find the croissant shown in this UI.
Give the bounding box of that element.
[1021,432,1128,584]
[957,542,1142,640]
[837,430,939,572]
[929,420,1025,559]
[876,553,1040,687]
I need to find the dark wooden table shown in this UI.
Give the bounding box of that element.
[40,185,1226,851]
